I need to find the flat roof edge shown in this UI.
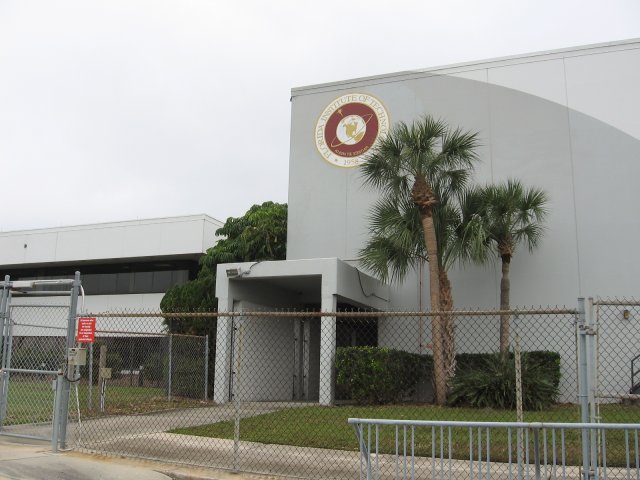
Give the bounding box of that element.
[291,37,640,96]
[0,214,223,237]
[0,253,204,270]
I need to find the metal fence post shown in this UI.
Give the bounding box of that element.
[1,289,14,427]
[204,334,209,401]
[0,276,9,370]
[577,297,592,480]
[58,271,81,449]
[51,370,64,452]
[232,314,240,473]
[513,312,526,474]
[587,297,598,477]
[167,333,173,402]
[88,342,93,410]
[0,278,9,429]
[0,370,7,430]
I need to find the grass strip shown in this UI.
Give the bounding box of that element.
[172,404,640,466]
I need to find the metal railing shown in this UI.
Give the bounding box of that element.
[349,418,640,480]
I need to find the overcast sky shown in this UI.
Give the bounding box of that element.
[1,0,638,231]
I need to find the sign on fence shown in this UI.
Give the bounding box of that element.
[77,317,96,343]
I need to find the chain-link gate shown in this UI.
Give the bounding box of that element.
[590,298,640,420]
[0,273,81,450]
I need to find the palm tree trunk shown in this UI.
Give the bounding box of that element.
[439,268,456,382]
[499,255,511,353]
[413,175,446,405]
[421,214,446,405]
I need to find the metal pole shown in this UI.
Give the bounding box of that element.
[0,279,10,429]
[1,290,15,426]
[514,313,525,474]
[0,276,10,369]
[578,298,591,480]
[167,334,173,402]
[4,290,14,371]
[88,342,93,410]
[0,371,7,430]
[98,344,106,412]
[51,371,64,452]
[58,271,81,449]
[204,335,209,401]
[233,314,240,473]
[533,427,541,480]
[129,337,134,387]
[587,297,598,477]
[514,314,523,423]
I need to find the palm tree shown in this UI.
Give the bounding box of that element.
[432,190,468,382]
[359,116,479,405]
[457,180,548,352]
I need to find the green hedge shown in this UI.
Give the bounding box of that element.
[449,351,561,410]
[336,347,560,409]
[336,346,432,404]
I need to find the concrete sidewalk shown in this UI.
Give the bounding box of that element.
[0,437,284,480]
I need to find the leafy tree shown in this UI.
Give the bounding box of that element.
[456,180,548,352]
[160,201,288,327]
[199,201,287,275]
[359,116,479,405]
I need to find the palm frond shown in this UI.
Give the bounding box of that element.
[358,115,482,283]
[436,128,480,171]
[473,179,549,259]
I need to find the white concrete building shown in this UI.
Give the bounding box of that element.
[214,39,640,405]
[0,214,223,313]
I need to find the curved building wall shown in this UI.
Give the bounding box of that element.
[287,39,640,310]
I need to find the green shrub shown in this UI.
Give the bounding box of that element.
[336,346,432,404]
[448,351,560,410]
[171,358,205,399]
[527,351,561,390]
[142,351,167,387]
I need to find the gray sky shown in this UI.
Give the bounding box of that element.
[1,0,639,231]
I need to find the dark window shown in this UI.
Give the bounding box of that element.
[132,272,153,294]
[336,318,378,347]
[98,273,117,295]
[116,273,131,294]
[152,271,172,292]
[1,261,196,296]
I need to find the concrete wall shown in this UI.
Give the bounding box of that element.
[213,259,388,403]
[9,293,167,336]
[0,215,223,321]
[232,301,296,402]
[287,39,640,310]
[0,214,222,267]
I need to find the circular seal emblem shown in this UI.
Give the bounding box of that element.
[315,93,389,168]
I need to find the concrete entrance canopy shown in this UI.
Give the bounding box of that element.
[213,258,389,405]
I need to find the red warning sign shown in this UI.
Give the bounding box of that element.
[77,317,96,343]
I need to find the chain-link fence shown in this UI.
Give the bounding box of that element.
[0,304,69,440]
[59,306,610,479]
[66,312,209,450]
[593,297,640,424]
[6,300,639,478]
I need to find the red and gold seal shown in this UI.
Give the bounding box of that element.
[315,93,389,168]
